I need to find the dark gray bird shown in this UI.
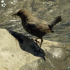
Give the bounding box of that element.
[13,9,62,47]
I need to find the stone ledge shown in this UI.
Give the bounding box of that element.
[0,28,70,70]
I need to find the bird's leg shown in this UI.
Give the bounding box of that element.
[40,38,43,47]
[31,38,39,43]
[35,38,39,43]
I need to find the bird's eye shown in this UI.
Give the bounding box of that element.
[17,12,22,16]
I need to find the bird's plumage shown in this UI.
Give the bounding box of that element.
[13,9,62,47]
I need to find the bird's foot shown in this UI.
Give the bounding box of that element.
[31,38,40,43]
[30,38,42,47]
[34,39,40,43]
[30,38,39,43]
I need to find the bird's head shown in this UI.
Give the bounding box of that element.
[12,10,23,16]
[12,9,30,17]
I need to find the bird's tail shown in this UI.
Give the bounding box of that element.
[49,16,62,29]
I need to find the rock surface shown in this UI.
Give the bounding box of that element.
[0,28,70,70]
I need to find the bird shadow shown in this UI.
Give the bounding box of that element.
[8,30,46,61]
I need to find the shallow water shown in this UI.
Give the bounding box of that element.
[0,0,70,43]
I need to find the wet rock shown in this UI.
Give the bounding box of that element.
[47,48,66,61]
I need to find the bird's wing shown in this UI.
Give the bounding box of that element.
[26,19,51,33]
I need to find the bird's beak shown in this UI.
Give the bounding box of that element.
[12,13,17,16]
